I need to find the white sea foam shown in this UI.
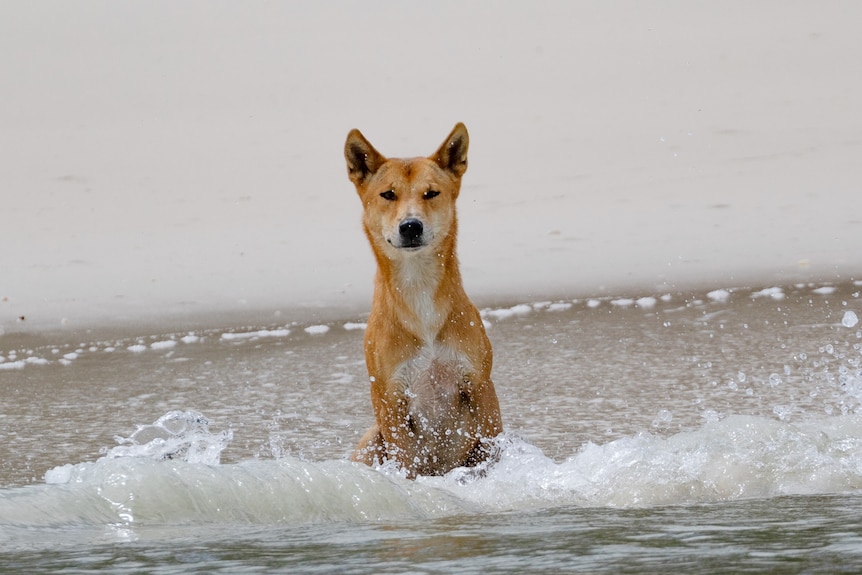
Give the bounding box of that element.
[482,304,533,321]
[305,325,330,335]
[707,289,731,302]
[220,329,290,341]
[435,415,862,509]
[752,286,785,300]
[636,297,657,309]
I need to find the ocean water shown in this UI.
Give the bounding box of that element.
[2,280,862,573]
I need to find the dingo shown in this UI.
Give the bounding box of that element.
[344,123,503,477]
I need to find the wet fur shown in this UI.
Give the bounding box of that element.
[344,123,503,477]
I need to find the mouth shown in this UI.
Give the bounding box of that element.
[387,238,426,251]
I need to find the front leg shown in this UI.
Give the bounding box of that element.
[351,424,386,465]
[355,385,432,478]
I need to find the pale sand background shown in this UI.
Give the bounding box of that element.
[1,2,860,333]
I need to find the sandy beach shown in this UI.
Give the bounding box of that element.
[2,2,861,333]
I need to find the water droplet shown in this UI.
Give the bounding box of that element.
[652,409,673,427]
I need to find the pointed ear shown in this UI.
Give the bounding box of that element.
[344,129,386,186]
[431,122,469,178]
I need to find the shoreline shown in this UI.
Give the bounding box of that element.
[3,274,860,350]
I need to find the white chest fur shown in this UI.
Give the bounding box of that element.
[395,252,446,343]
[391,343,473,426]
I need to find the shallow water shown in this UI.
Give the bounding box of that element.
[2,281,862,572]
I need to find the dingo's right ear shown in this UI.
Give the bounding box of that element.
[345,129,386,186]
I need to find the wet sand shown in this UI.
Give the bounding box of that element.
[1,2,861,336]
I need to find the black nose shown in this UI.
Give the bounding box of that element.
[399,218,424,246]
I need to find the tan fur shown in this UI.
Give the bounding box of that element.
[344,123,503,477]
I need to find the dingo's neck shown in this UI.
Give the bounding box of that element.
[374,238,461,344]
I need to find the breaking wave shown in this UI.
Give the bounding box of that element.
[2,409,862,547]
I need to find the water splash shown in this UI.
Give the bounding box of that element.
[435,416,862,509]
[102,410,233,465]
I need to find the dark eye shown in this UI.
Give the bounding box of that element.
[423,190,440,200]
[380,190,396,201]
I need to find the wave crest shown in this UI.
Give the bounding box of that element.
[2,412,862,542]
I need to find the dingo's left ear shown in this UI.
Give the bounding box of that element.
[432,122,469,178]
[345,129,386,186]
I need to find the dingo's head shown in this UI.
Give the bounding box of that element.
[344,123,468,258]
